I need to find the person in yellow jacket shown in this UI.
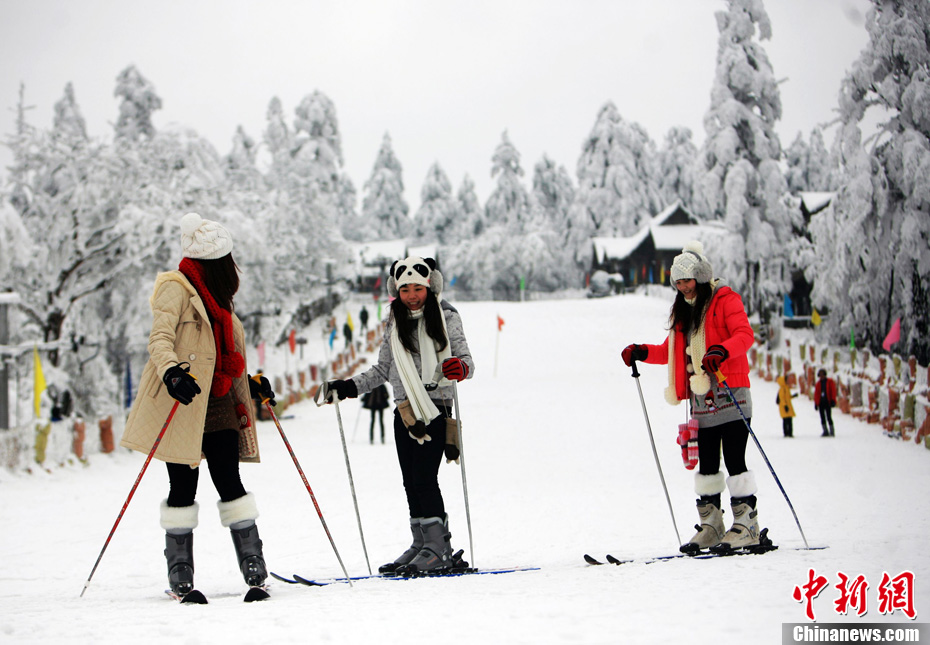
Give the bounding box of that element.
[776,375,797,438]
[121,212,275,598]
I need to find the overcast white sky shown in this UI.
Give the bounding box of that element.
[0,0,871,209]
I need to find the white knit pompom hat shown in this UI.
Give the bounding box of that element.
[180,212,233,260]
[670,240,714,284]
[387,256,443,299]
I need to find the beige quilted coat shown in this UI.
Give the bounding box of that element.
[120,271,260,466]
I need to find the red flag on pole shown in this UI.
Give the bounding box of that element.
[882,317,901,352]
[288,329,297,354]
[497,315,505,331]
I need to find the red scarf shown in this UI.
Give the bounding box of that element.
[178,258,245,397]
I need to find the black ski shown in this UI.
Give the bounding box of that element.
[244,586,270,602]
[165,589,208,604]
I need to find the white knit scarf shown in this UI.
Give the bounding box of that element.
[390,306,452,423]
[664,285,717,405]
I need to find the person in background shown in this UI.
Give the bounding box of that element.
[813,368,837,437]
[325,256,474,575]
[121,212,276,598]
[360,305,370,332]
[776,375,797,437]
[343,319,353,349]
[622,241,761,555]
[362,382,391,444]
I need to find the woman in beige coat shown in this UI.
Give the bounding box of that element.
[121,212,275,599]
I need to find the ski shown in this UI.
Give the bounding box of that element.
[165,589,208,604]
[273,565,539,587]
[586,534,827,567]
[244,586,270,602]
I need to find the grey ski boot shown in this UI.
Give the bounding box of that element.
[395,515,454,575]
[161,500,199,597]
[680,499,726,554]
[165,531,195,596]
[230,522,267,587]
[379,518,424,575]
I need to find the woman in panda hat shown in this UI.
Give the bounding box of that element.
[121,212,276,598]
[326,256,474,575]
[621,241,759,554]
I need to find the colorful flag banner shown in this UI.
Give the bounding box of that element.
[33,344,46,418]
[329,328,337,349]
[497,315,505,331]
[882,317,901,352]
[347,313,354,331]
[288,328,297,354]
[783,294,794,318]
[257,341,266,369]
[811,309,822,327]
[850,328,856,350]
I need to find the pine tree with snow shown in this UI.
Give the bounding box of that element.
[485,131,531,233]
[785,127,839,194]
[567,102,662,270]
[455,174,483,239]
[657,126,697,210]
[52,83,88,143]
[810,0,930,362]
[360,132,410,240]
[693,0,792,316]
[413,162,456,244]
[113,65,162,141]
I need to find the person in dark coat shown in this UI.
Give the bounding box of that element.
[813,368,837,436]
[359,305,370,331]
[362,383,390,444]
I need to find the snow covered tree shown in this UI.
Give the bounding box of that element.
[413,162,456,244]
[567,102,662,270]
[113,65,162,141]
[693,0,793,316]
[360,132,409,240]
[784,127,839,194]
[657,126,698,209]
[810,0,930,362]
[224,125,263,192]
[485,131,531,232]
[53,83,88,142]
[454,174,483,240]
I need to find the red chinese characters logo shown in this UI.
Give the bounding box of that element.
[794,569,916,621]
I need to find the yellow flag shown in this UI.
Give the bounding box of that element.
[33,345,47,418]
[811,308,822,327]
[347,313,354,331]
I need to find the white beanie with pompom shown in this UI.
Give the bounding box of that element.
[180,212,233,260]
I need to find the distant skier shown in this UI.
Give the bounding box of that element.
[813,368,837,437]
[359,305,370,331]
[622,240,761,554]
[362,382,390,444]
[121,212,276,599]
[324,256,474,575]
[776,375,797,437]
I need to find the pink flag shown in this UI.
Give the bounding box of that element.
[882,317,901,352]
[257,341,266,369]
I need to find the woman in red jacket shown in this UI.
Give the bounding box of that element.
[622,241,759,554]
[813,369,837,436]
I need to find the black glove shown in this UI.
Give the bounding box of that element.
[249,374,276,407]
[328,379,358,401]
[163,364,200,405]
[621,344,648,366]
[701,345,729,375]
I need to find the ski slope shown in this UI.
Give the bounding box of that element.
[3,293,927,644]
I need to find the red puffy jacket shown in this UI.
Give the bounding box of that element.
[643,285,755,402]
[813,378,837,407]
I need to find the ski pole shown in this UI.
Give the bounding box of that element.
[630,360,682,547]
[452,381,475,567]
[263,397,354,586]
[332,395,372,575]
[81,400,181,597]
[712,370,810,549]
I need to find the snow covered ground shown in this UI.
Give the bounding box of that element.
[3,293,927,644]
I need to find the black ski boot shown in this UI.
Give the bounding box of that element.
[165,531,195,596]
[230,522,268,587]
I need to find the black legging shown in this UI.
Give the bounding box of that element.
[166,428,246,507]
[393,406,449,518]
[697,419,750,477]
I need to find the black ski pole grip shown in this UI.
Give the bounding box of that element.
[631,359,641,378]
